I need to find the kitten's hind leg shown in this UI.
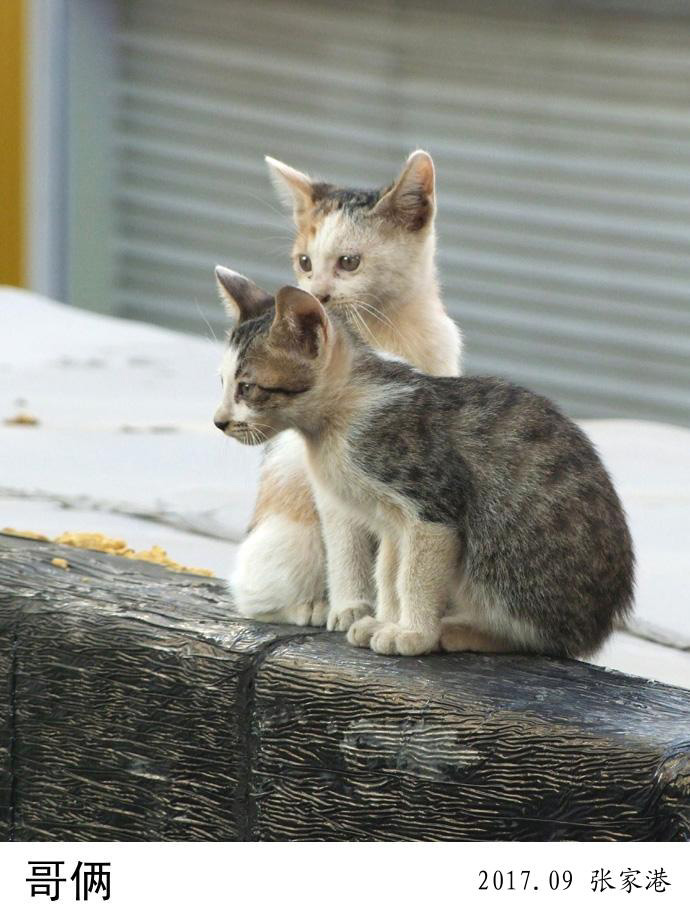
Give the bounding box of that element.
[348,532,399,647]
[439,621,513,653]
[441,579,541,654]
[279,598,329,627]
[230,513,327,625]
[231,430,328,626]
[370,522,457,656]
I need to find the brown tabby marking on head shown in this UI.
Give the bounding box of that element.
[294,185,386,245]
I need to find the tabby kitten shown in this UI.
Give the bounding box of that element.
[215,283,634,658]
[229,151,461,627]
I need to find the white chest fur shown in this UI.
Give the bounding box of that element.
[305,429,412,538]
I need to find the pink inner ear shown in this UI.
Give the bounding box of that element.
[266,157,314,222]
[215,267,273,323]
[407,151,435,198]
[274,286,327,356]
[286,306,326,357]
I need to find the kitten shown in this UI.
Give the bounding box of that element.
[214,283,635,658]
[229,152,462,627]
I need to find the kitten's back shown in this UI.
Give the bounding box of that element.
[351,366,635,657]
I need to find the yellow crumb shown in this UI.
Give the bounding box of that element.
[4,413,39,426]
[54,531,213,577]
[3,527,212,577]
[2,527,50,541]
[126,544,213,577]
[55,531,129,553]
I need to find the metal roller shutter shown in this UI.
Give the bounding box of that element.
[108,0,690,424]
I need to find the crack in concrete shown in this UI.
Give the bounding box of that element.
[0,486,240,544]
[623,619,690,653]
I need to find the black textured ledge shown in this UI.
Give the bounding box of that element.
[0,533,688,841]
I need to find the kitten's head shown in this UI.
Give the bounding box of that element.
[265,151,437,319]
[213,267,333,444]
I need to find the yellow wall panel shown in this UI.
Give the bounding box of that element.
[0,0,25,286]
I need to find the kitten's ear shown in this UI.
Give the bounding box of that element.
[372,149,435,232]
[272,286,329,358]
[265,156,314,227]
[215,266,274,325]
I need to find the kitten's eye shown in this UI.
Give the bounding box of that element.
[298,254,312,273]
[338,255,360,272]
[236,382,254,398]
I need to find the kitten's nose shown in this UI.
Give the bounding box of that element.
[315,293,331,305]
[214,418,229,432]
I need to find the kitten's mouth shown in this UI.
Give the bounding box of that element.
[228,424,268,446]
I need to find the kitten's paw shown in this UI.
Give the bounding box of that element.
[346,615,383,647]
[370,624,440,656]
[282,600,328,627]
[327,604,373,632]
[309,599,329,627]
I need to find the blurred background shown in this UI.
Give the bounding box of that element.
[3,0,690,425]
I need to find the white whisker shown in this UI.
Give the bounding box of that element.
[349,306,384,352]
[194,298,219,344]
[246,190,293,226]
[347,298,415,356]
[350,300,395,331]
[253,421,278,436]
[353,307,384,352]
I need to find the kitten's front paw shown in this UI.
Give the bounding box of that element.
[308,599,329,627]
[346,615,383,647]
[282,599,328,627]
[327,604,373,632]
[370,624,440,656]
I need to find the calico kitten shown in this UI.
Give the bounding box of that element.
[215,283,635,658]
[228,152,462,627]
